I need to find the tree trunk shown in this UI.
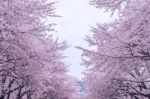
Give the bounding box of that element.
[0,95,4,99]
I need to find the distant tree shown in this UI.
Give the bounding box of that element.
[79,0,150,99]
[0,0,77,99]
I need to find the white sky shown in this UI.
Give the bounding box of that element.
[49,0,117,80]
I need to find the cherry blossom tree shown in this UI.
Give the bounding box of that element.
[0,0,77,99]
[79,0,150,99]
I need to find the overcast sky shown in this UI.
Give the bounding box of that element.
[49,0,117,80]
